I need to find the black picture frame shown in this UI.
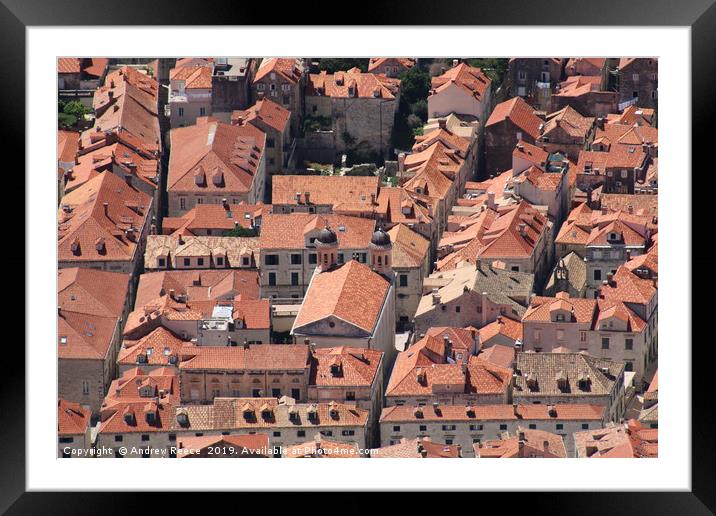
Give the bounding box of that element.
[4,0,711,512]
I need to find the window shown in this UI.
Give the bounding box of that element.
[399,274,408,287]
[157,257,166,268]
[291,254,302,265]
[593,269,602,281]
[59,436,74,443]
[297,430,306,437]
[516,131,523,141]
[265,254,279,266]
[517,86,526,96]
[499,424,508,430]
[601,338,610,349]
[556,329,565,341]
[419,425,427,432]
[169,434,176,442]
[81,380,90,395]
[651,90,657,100]
[528,424,536,429]
[556,424,564,430]
[183,258,191,267]
[445,439,454,445]
[252,389,261,397]
[291,272,299,286]
[632,73,639,81]
[114,435,123,442]
[321,430,333,437]
[197,258,204,267]
[580,331,587,342]
[455,306,461,313]
[346,391,356,400]
[268,272,276,286]
[518,70,527,81]
[625,361,634,372]
[469,424,483,431]
[267,138,275,148]
[442,425,456,431]
[141,434,150,442]
[632,90,638,98]
[273,431,281,437]
[216,256,224,267]
[308,253,317,264]
[242,257,250,267]
[199,107,206,116]
[291,388,300,399]
[272,388,281,397]
[179,197,186,210]
[178,107,184,117]
[393,426,401,433]
[342,430,355,436]
[257,83,265,91]
[625,338,633,350]
[581,423,589,430]
[511,266,520,272]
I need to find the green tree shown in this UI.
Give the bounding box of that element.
[63,100,91,120]
[318,58,369,73]
[465,58,509,89]
[398,66,431,107]
[224,226,257,237]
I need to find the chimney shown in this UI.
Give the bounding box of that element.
[169,289,175,300]
[487,191,496,210]
[295,192,302,204]
[606,271,615,286]
[438,118,447,130]
[452,58,459,67]
[431,288,441,305]
[596,117,605,130]
[518,430,526,441]
[125,174,133,186]
[304,191,311,204]
[222,198,229,209]
[370,192,376,205]
[398,153,406,173]
[103,202,109,217]
[518,223,527,236]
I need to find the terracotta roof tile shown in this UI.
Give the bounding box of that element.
[308,69,401,99]
[486,97,543,139]
[310,347,383,387]
[168,119,266,195]
[260,213,375,250]
[294,261,391,334]
[58,398,91,435]
[232,98,291,134]
[271,175,380,209]
[179,344,310,371]
[430,62,491,102]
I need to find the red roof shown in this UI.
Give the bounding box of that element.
[58,399,91,435]
[294,261,391,334]
[431,62,491,102]
[486,97,543,139]
[232,98,291,133]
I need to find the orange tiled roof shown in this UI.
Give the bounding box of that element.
[162,202,268,237]
[372,437,461,458]
[476,344,516,369]
[542,106,595,139]
[294,260,390,334]
[135,269,260,308]
[310,347,383,387]
[169,65,213,89]
[375,187,433,226]
[476,427,567,458]
[259,213,375,250]
[179,344,310,371]
[103,367,179,407]
[437,201,548,270]
[58,398,91,435]
[308,69,401,99]
[486,97,543,139]
[58,58,81,74]
[58,129,80,164]
[380,403,605,422]
[403,140,464,201]
[554,75,602,98]
[118,327,191,367]
[254,58,303,84]
[478,316,523,344]
[58,267,129,361]
[272,175,380,210]
[368,58,416,73]
[89,66,160,155]
[514,165,563,191]
[58,172,152,264]
[523,293,598,324]
[387,224,430,269]
[232,98,291,134]
[431,62,491,102]
[168,118,266,195]
[600,266,657,305]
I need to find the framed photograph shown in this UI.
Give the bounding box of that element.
[6,0,711,511]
